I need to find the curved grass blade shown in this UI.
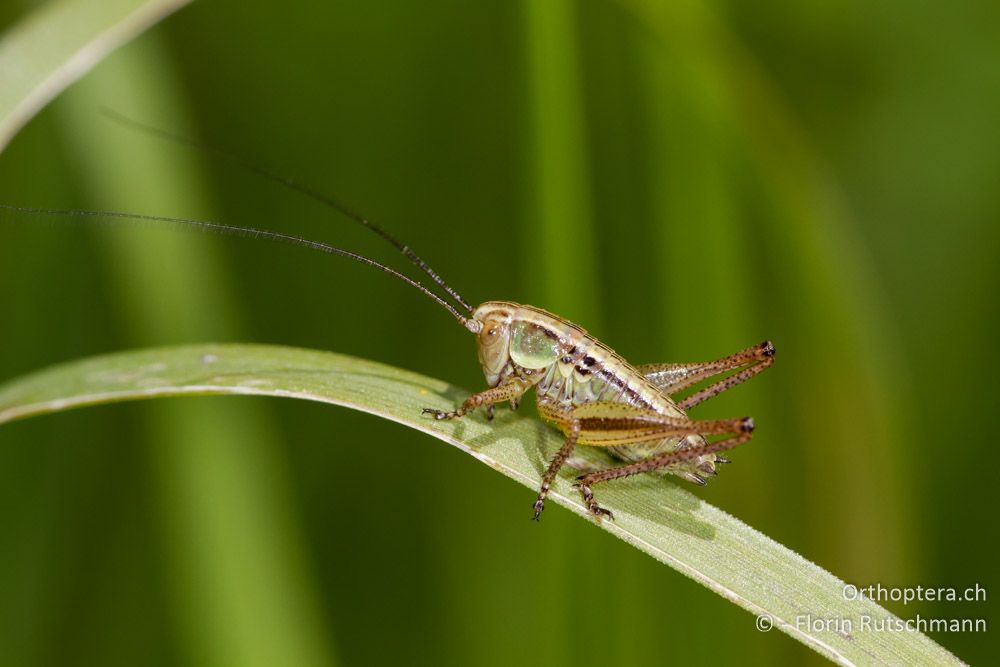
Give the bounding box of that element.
[0,0,191,152]
[0,343,962,666]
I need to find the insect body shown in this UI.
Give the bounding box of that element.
[3,199,774,520]
[4,115,775,522]
[424,301,774,520]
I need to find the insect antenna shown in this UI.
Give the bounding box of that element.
[99,108,474,314]
[0,204,479,331]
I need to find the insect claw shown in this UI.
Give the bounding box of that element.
[715,455,731,464]
[421,408,451,420]
[573,482,614,520]
[485,404,495,421]
[697,462,717,475]
[532,498,545,521]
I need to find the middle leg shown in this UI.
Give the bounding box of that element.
[532,419,580,521]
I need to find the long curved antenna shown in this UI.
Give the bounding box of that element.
[99,108,474,314]
[0,204,480,332]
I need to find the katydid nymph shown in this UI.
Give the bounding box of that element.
[1,118,775,521]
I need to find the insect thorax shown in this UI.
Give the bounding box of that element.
[472,301,682,415]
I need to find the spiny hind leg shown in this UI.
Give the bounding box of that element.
[422,377,532,421]
[611,434,718,486]
[638,340,775,410]
[575,423,756,513]
[537,400,753,520]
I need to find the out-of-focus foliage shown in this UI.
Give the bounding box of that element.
[0,1,995,665]
[0,0,192,150]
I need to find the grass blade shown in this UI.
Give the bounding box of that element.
[0,0,190,152]
[0,343,962,666]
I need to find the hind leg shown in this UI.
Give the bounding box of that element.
[638,340,775,410]
[574,425,755,517]
[535,400,754,520]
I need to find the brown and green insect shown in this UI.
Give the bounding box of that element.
[3,118,775,521]
[425,301,773,520]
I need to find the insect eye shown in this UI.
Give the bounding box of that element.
[479,320,507,348]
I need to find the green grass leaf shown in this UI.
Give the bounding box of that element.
[0,344,961,666]
[0,0,191,152]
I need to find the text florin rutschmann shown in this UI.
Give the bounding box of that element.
[796,614,986,635]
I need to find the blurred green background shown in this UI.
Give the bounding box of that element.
[0,0,996,664]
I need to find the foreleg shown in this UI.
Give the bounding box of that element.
[422,376,533,421]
